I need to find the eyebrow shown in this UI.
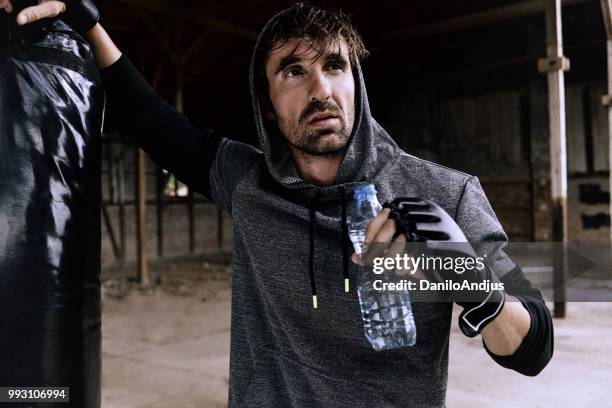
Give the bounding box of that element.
[274,55,302,75]
[323,52,347,65]
[274,51,349,75]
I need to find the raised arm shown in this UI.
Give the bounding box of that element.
[6,1,223,198]
[85,22,121,69]
[86,21,221,198]
[88,23,222,197]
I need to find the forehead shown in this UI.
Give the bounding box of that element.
[265,38,350,71]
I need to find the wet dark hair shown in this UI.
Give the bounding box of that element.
[254,3,368,99]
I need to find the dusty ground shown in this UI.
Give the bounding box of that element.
[447,302,612,407]
[101,255,232,408]
[101,256,612,408]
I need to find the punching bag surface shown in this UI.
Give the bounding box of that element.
[0,7,103,408]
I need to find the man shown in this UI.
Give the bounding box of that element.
[4,1,553,407]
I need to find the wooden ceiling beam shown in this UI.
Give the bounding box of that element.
[109,0,257,40]
[381,0,589,39]
[132,6,176,63]
[182,27,214,65]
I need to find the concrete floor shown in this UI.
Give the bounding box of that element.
[100,259,612,408]
[101,258,232,408]
[447,302,612,407]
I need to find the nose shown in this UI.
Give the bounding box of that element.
[308,71,332,102]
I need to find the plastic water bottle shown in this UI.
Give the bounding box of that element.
[348,184,417,351]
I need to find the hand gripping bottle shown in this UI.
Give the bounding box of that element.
[348,184,417,351]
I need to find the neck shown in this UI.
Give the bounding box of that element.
[288,146,343,187]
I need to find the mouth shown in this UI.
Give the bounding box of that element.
[307,112,340,127]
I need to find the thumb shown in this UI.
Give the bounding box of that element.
[0,0,15,14]
[16,1,66,25]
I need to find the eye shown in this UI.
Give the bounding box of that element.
[326,61,345,71]
[285,67,303,78]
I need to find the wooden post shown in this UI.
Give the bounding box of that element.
[217,207,224,250]
[608,41,612,246]
[118,152,126,260]
[173,21,196,253]
[608,39,612,246]
[138,14,215,257]
[136,146,150,285]
[174,64,184,114]
[539,0,569,317]
[154,166,163,256]
[103,136,121,260]
[101,202,121,260]
[150,62,165,259]
[106,137,115,202]
[188,190,195,253]
[601,0,612,245]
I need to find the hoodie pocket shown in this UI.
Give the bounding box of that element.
[244,346,384,408]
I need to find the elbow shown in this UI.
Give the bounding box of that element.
[517,299,554,376]
[521,312,554,377]
[513,335,553,377]
[486,298,554,376]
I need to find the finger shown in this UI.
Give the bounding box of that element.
[400,241,430,282]
[16,1,65,25]
[362,218,397,265]
[0,0,14,13]
[385,234,409,276]
[351,252,362,266]
[370,218,397,244]
[364,208,391,244]
[408,258,429,282]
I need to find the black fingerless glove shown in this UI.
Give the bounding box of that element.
[383,197,505,337]
[61,0,99,35]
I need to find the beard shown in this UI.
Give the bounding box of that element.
[291,126,351,156]
[277,100,354,157]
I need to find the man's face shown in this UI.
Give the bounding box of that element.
[264,38,356,156]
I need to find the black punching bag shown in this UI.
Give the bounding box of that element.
[0,3,103,407]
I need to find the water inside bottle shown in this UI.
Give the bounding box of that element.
[348,184,417,351]
[349,227,367,255]
[357,276,417,351]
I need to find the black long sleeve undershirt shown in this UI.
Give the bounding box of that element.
[485,266,554,376]
[100,55,222,200]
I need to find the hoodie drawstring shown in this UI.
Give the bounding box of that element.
[308,188,351,309]
[340,186,350,293]
[309,192,319,309]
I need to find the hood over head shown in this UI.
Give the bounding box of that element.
[249,7,402,197]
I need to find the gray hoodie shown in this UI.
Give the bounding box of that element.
[206,11,519,408]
